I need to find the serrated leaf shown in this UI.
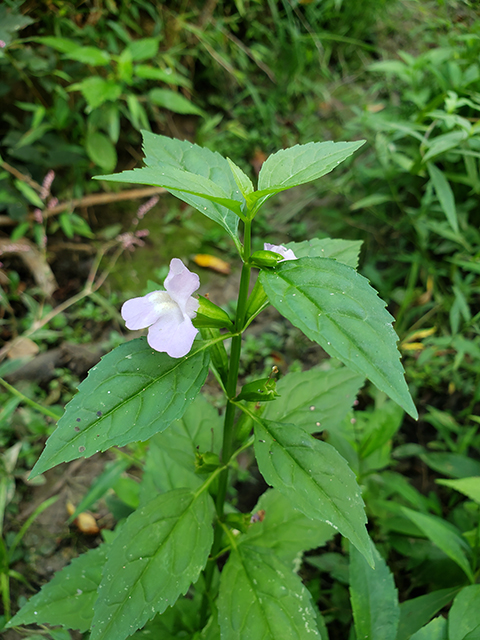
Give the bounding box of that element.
[436,477,480,504]
[218,545,320,639]
[396,588,458,640]
[253,417,372,565]
[91,488,215,640]
[64,46,110,66]
[350,543,400,640]
[31,338,209,478]
[71,77,122,109]
[254,140,365,205]
[263,365,364,434]
[260,258,417,419]
[427,163,458,232]
[99,132,241,248]
[402,507,474,582]
[227,158,254,197]
[449,586,480,640]
[7,546,106,632]
[240,489,334,568]
[139,393,222,498]
[286,237,363,269]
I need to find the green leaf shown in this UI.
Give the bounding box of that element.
[134,64,191,88]
[7,546,106,632]
[402,508,474,582]
[422,130,468,163]
[99,132,242,247]
[255,140,365,204]
[449,586,480,640]
[436,477,480,504]
[227,158,254,198]
[253,417,372,564]
[420,452,480,479]
[240,489,334,568]
[139,394,222,498]
[126,37,160,62]
[64,46,110,66]
[30,339,209,478]
[260,258,417,419]
[350,543,400,640]
[13,180,44,208]
[286,237,363,269]
[427,163,458,232]
[149,88,203,116]
[410,617,447,640]
[218,545,320,639]
[70,77,122,109]
[35,36,79,53]
[263,364,364,433]
[91,488,215,640]
[85,131,117,172]
[396,588,458,640]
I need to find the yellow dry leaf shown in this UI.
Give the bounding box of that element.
[193,254,231,274]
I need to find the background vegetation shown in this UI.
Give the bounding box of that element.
[0,0,479,638]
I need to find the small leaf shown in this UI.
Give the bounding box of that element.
[126,37,160,62]
[241,489,334,568]
[350,542,400,640]
[227,158,254,197]
[86,131,117,172]
[218,545,320,639]
[410,617,448,640]
[256,140,365,203]
[253,418,372,565]
[7,546,107,632]
[286,237,363,269]
[436,477,480,504]
[64,46,110,66]
[149,88,203,116]
[396,588,458,640]
[448,586,480,640]
[264,364,364,434]
[30,339,209,478]
[402,507,474,582]
[260,258,417,419]
[427,163,458,232]
[35,36,79,53]
[139,394,222,498]
[70,77,122,109]
[420,452,480,479]
[91,488,215,640]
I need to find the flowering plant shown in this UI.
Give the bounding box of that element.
[8,134,417,639]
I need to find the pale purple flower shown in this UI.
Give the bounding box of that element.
[121,258,200,358]
[33,208,43,223]
[116,229,149,251]
[0,41,6,49]
[264,243,297,261]
[40,170,55,201]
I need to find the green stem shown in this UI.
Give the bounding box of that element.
[200,218,253,627]
[0,378,62,421]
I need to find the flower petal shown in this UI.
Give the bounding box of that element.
[164,258,200,309]
[264,243,297,261]
[147,314,198,358]
[121,292,166,330]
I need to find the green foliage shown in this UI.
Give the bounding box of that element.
[31,338,210,478]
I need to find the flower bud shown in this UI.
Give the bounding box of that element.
[236,377,279,402]
[193,296,234,329]
[249,250,286,268]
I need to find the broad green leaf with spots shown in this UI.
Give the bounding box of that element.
[240,489,334,568]
[286,237,363,269]
[263,364,364,433]
[91,488,215,640]
[260,258,417,419]
[218,545,320,639]
[31,338,209,478]
[253,417,372,565]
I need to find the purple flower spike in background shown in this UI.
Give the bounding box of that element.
[121,258,200,358]
[264,243,297,261]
